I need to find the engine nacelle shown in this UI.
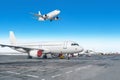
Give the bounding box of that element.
[29,50,43,58]
[43,14,48,18]
[54,17,59,20]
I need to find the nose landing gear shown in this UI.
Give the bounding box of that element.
[67,54,71,60]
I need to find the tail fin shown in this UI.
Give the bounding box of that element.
[38,11,41,15]
[9,31,17,45]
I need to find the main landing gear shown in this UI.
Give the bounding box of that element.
[43,54,47,59]
[27,53,32,59]
[67,54,71,60]
[27,55,32,59]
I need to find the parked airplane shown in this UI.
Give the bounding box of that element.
[0,31,83,59]
[31,9,60,21]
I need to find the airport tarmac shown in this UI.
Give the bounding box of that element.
[0,54,120,80]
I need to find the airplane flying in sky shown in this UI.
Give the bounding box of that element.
[0,31,83,59]
[31,9,60,21]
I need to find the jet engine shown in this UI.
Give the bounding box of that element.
[29,50,43,58]
[54,17,59,20]
[43,14,48,19]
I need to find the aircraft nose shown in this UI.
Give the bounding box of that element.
[56,10,60,13]
[75,47,83,53]
[78,47,84,52]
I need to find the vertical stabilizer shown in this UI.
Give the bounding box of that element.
[9,31,17,45]
[38,11,41,15]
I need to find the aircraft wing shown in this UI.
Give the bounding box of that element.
[30,12,43,17]
[33,14,42,17]
[0,44,44,52]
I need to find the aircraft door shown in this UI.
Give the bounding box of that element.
[63,41,67,49]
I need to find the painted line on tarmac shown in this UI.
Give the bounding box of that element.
[51,74,62,78]
[51,65,92,79]
[6,71,21,75]
[26,74,39,78]
[65,70,73,74]
[75,65,92,71]
[6,71,39,78]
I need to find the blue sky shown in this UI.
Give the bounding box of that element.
[0,0,120,52]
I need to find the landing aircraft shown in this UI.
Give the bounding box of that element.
[0,31,83,59]
[31,9,60,21]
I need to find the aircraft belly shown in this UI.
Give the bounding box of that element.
[47,47,62,54]
[48,13,58,19]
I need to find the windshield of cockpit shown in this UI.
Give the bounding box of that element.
[71,43,79,46]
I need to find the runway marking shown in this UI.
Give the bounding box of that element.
[65,71,73,74]
[75,67,82,71]
[75,65,92,71]
[6,71,20,75]
[5,65,92,79]
[51,65,92,79]
[51,74,62,78]
[26,74,39,78]
[6,71,39,78]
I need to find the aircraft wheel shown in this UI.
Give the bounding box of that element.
[43,54,47,59]
[28,56,32,59]
[67,54,71,60]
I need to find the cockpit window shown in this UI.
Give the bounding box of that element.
[71,43,79,46]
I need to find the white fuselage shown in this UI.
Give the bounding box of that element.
[0,31,83,58]
[38,10,60,21]
[12,41,83,57]
[46,10,60,19]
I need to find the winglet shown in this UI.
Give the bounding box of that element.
[9,31,17,45]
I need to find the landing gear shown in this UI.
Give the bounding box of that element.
[43,54,47,59]
[27,53,32,59]
[56,16,59,19]
[67,57,70,60]
[27,55,32,59]
[67,54,71,60]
